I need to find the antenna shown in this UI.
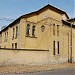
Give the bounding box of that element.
[48,0,49,4]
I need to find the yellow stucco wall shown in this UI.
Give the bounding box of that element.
[0,49,49,65]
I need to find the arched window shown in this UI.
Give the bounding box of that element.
[32,25,35,36]
[26,24,30,36]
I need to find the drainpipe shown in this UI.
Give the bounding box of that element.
[70,23,72,63]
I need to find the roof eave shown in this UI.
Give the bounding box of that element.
[62,20,75,28]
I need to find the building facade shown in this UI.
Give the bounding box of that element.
[0,4,75,63]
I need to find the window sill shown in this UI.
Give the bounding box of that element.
[26,36,37,38]
[15,37,17,39]
[57,54,60,56]
[12,38,14,40]
[53,54,60,56]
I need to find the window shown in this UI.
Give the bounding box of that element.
[12,28,15,40]
[4,33,6,42]
[12,43,14,49]
[0,34,2,43]
[41,25,45,32]
[53,24,55,35]
[53,41,55,55]
[57,41,59,54]
[6,32,8,42]
[4,32,8,42]
[32,25,35,36]
[26,24,30,36]
[7,32,8,38]
[15,43,17,49]
[57,25,59,36]
[15,26,18,39]
[4,46,6,48]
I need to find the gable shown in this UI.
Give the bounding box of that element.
[62,14,68,20]
[0,4,69,33]
[25,8,63,22]
[23,4,69,22]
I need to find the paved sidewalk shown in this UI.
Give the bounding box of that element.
[0,62,75,74]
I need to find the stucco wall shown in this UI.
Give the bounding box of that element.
[0,48,72,66]
[0,49,49,65]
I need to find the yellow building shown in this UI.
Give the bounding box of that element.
[67,18,75,63]
[0,4,75,64]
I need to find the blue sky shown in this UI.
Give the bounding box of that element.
[0,0,74,30]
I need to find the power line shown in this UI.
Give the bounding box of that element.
[0,17,15,21]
